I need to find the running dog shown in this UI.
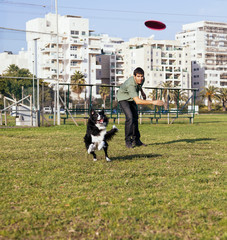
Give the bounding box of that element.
[84,109,118,162]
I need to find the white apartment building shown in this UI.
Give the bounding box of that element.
[176,21,227,91]
[0,50,29,74]
[116,37,191,96]
[26,13,102,98]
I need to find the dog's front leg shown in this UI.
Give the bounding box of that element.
[88,143,95,154]
[98,141,105,150]
[91,151,97,161]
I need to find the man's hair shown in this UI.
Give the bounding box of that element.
[133,67,144,76]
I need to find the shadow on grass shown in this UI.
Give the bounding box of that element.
[111,153,162,161]
[149,138,215,145]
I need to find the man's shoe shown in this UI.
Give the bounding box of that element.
[133,140,147,147]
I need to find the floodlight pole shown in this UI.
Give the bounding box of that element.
[32,60,35,109]
[55,0,60,125]
[34,37,40,126]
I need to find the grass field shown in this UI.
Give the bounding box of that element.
[0,114,227,239]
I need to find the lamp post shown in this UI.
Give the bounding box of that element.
[34,37,40,126]
[55,0,60,125]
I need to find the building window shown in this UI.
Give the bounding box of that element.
[71,30,79,35]
[82,31,86,35]
[70,46,77,50]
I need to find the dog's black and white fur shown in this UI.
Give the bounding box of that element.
[84,109,118,162]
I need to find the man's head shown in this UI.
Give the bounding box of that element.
[133,67,144,85]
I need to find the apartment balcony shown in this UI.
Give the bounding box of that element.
[70,39,84,45]
[116,57,124,62]
[116,71,124,76]
[49,53,64,59]
[42,62,55,69]
[96,65,102,70]
[116,64,124,69]
[220,73,227,79]
[40,47,58,53]
[173,68,181,72]
[89,44,100,49]
[161,54,168,58]
[89,33,101,40]
[70,55,83,61]
[88,49,101,54]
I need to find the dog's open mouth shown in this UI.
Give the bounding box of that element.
[97,118,104,124]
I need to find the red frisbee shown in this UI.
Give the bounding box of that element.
[145,20,166,30]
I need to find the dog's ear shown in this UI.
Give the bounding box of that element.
[90,108,95,116]
[100,108,104,115]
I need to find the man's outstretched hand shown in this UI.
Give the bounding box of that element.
[152,100,164,106]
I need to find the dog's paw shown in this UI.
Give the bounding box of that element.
[98,141,105,150]
[88,143,95,154]
[106,157,111,162]
[93,158,97,161]
[112,125,118,131]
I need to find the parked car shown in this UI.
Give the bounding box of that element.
[53,108,66,115]
[43,107,52,114]
[60,108,66,115]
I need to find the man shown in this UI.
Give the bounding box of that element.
[117,67,164,148]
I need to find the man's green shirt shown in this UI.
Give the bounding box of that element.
[117,76,144,102]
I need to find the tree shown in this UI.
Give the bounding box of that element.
[216,88,227,111]
[200,85,218,111]
[71,71,86,99]
[172,83,188,107]
[160,82,173,110]
[0,64,33,100]
[99,85,110,108]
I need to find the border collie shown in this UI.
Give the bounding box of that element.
[84,109,118,162]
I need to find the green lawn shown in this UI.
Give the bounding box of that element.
[0,114,227,239]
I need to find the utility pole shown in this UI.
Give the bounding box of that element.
[55,0,60,125]
[34,37,40,126]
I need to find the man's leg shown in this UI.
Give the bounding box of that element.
[119,101,134,147]
[130,101,146,146]
[129,101,141,143]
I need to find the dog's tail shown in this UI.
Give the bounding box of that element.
[105,125,118,141]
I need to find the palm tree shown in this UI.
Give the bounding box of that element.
[99,85,110,108]
[172,83,188,108]
[148,89,161,100]
[71,71,86,100]
[160,81,173,110]
[216,88,227,111]
[200,85,218,111]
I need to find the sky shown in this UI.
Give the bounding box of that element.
[0,0,227,54]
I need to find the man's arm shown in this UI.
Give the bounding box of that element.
[133,96,164,106]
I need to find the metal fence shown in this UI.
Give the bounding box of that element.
[0,81,198,127]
